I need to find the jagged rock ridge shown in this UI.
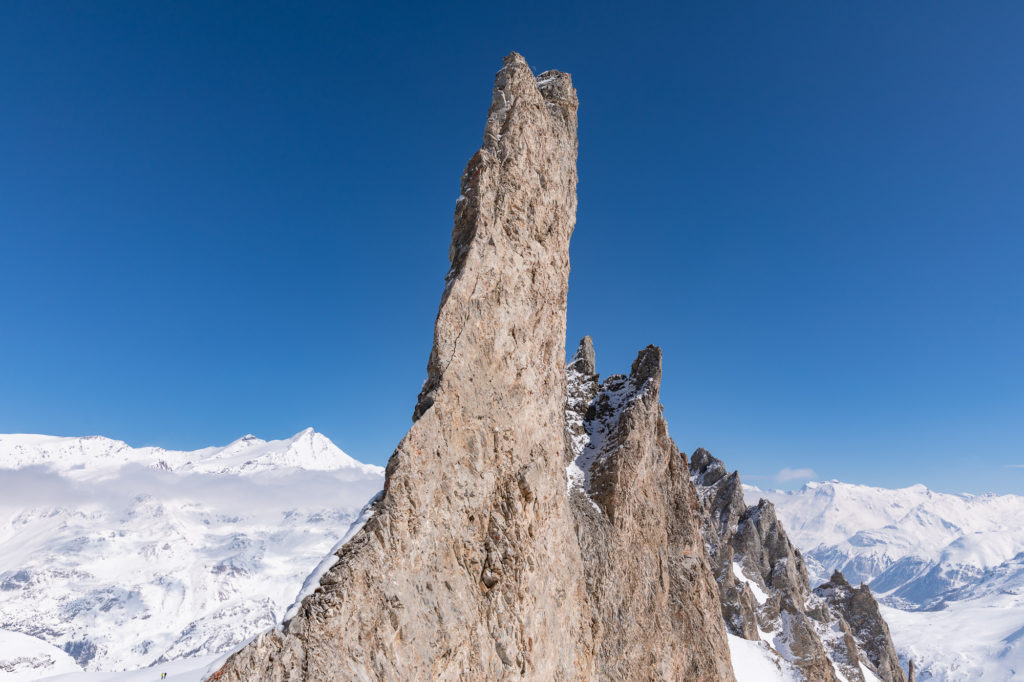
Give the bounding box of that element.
[563,337,734,679]
[214,53,733,681]
[691,450,909,682]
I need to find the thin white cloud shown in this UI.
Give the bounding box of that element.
[1006,465,1024,469]
[775,467,817,482]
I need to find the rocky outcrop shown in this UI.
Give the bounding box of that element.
[211,53,733,681]
[691,450,839,681]
[564,341,735,680]
[691,450,909,682]
[564,336,598,462]
[815,572,907,682]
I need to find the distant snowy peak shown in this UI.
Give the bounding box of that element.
[743,479,1018,554]
[752,479,1024,681]
[183,428,382,476]
[749,478,1024,601]
[0,429,383,478]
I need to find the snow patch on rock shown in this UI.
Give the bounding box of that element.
[727,632,802,682]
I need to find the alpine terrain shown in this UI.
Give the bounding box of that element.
[0,53,917,682]
[755,481,1024,681]
[0,431,383,678]
[690,450,907,682]
[209,53,908,681]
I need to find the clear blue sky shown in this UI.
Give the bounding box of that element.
[2,2,1022,494]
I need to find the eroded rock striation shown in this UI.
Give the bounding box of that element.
[213,53,733,681]
[691,450,909,682]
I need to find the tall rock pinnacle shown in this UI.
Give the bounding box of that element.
[212,53,734,681]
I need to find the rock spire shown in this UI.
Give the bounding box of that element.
[212,53,733,681]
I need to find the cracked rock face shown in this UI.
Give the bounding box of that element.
[213,53,734,681]
[691,451,909,682]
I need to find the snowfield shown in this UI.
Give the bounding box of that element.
[727,632,802,682]
[0,630,82,680]
[880,595,1024,681]
[0,431,384,680]
[40,653,218,682]
[750,480,1024,681]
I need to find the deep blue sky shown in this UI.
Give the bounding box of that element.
[2,2,1022,494]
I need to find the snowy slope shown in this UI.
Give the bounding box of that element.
[880,593,1024,681]
[749,480,1024,681]
[0,431,384,678]
[0,631,82,680]
[727,633,802,682]
[39,654,218,682]
[727,632,882,682]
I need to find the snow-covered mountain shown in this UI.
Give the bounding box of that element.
[0,428,381,478]
[7,425,1020,681]
[748,480,1024,681]
[0,431,384,679]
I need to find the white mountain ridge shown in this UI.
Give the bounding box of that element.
[0,429,381,478]
[0,430,384,679]
[748,479,1024,681]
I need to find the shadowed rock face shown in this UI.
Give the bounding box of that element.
[213,53,734,681]
[691,451,909,682]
